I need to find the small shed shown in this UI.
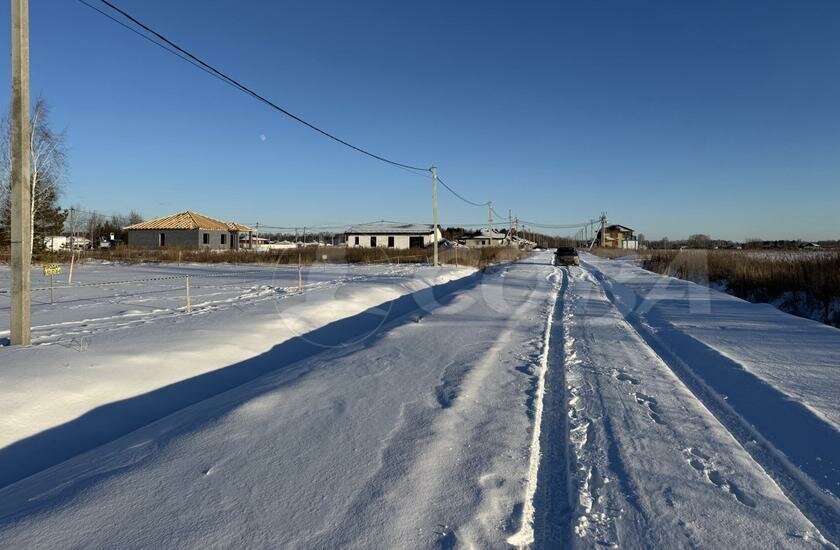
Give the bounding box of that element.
[124,211,255,250]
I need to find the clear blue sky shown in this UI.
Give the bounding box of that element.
[1,0,838,240]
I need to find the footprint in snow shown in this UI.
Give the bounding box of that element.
[682,448,756,508]
[613,369,640,385]
[634,392,665,425]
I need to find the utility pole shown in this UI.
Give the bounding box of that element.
[431,166,439,266]
[10,0,31,345]
[487,201,493,229]
[599,212,607,248]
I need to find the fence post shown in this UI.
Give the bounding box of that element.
[50,273,55,304]
[68,250,75,285]
[298,252,302,290]
[185,275,192,313]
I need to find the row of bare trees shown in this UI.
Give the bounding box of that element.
[68,208,143,246]
[0,97,68,256]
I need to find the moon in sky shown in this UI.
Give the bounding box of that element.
[259,134,267,142]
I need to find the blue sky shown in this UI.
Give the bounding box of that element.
[1,0,838,240]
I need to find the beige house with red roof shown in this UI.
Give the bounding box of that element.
[124,211,255,250]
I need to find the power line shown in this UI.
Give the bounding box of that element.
[490,206,506,222]
[436,176,489,207]
[77,0,534,226]
[76,0,241,94]
[519,220,591,229]
[79,0,429,173]
[75,0,600,236]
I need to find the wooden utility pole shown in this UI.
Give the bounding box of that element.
[10,0,31,345]
[599,213,607,248]
[431,166,439,266]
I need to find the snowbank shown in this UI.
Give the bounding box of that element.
[0,262,474,487]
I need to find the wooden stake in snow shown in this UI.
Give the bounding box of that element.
[68,250,75,285]
[185,275,192,313]
[298,252,302,290]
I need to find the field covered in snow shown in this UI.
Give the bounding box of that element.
[0,252,838,548]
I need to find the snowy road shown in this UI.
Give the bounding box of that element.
[552,262,834,548]
[1,252,837,548]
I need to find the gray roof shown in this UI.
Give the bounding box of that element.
[345,223,435,235]
[464,229,506,240]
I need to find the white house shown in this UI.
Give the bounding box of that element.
[461,229,507,248]
[43,235,91,251]
[345,223,441,249]
[238,235,270,248]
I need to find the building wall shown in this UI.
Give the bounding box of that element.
[463,237,505,248]
[345,233,433,249]
[127,229,230,249]
[601,230,637,249]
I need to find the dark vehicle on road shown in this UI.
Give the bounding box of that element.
[554,246,580,266]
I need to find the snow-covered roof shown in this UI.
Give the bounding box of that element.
[345,223,434,235]
[510,235,536,245]
[464,229,506,240]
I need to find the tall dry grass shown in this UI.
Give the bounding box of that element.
[589,247,643,259]
[642,250,840,327]
[8,245,527,270]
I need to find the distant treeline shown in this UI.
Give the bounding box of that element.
[646,234,838,250]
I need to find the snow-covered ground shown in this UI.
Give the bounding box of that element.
[556,259,836,548]
[0,252,837,548]
[0,261,448,346]
[0,255,557,548]
[0,261,473,485]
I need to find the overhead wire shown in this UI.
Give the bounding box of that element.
[435,176,489,208]
[79,0,429,172]
[76,0,598,235]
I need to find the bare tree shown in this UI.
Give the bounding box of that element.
[687,233,712,249]
[0,97,68,255]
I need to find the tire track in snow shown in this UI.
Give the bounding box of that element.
[563,269,644,548]
[508,266,563,548]
[582,260,839,546]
